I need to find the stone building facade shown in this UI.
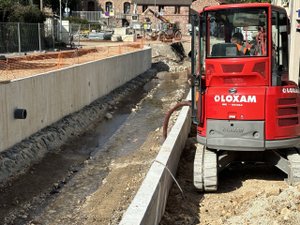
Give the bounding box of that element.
[136,4,191,34]
[191,0,224,11]
[77,0,226,34]
[78,0,193,34]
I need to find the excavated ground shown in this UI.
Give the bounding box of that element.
[0,42,191,225]
[161,138,300,225]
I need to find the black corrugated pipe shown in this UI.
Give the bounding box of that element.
[163,101,191,139]
[14,108,27,119]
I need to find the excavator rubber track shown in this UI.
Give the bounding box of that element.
[194,144,218,192]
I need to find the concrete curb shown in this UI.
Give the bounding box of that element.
[119,95,191,225]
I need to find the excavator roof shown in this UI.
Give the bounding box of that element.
[202,3,271,12]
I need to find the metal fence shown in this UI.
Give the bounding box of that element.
[72,11,103,23]
[0,22,55,54]
[72,11,130,25]
[0,21,100,54]
[0,20,125,54]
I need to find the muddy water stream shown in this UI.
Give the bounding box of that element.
[0,69,189,225]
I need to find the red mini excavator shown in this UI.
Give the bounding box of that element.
[190,3,300,191]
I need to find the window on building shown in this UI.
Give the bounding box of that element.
[88,1,95,11]
[124,2,130,14]
[122,19,129,27]
[158,6,165,13]
[175,6,181,14]
[105,2,113,12]
[142,5,148,12]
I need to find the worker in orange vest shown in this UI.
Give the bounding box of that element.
[231,32,250,55]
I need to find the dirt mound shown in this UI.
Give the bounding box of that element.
[161,138,300,225]
[226,185,300,225]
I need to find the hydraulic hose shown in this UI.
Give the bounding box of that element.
[163,101,191,139]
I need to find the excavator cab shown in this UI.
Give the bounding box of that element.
[191,3,300,191]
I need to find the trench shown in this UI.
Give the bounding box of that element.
[1,84,147,216]
[0,63,190,225]
[0,80,151,224]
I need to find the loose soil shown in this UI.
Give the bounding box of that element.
[161,138,300,225]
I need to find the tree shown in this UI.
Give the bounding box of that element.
[0,0,45,22]
[8,3,45,23]
[0,0,14,22]
[41,0,80,14]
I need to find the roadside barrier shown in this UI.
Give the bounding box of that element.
[120,93,191,225]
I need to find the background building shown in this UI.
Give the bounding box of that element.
[72,0,224,34]
[191,0,225,11]
[74,0,199,34]
[134,0,192,34]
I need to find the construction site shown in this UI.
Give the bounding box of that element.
[0,43,145,82]
[0,1,300,225]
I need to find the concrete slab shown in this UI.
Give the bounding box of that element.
[122,35,137,42]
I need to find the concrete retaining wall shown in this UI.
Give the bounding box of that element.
[119,94,191,225]
[0,47,151,153]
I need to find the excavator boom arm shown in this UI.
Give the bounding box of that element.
[142,8,171,24]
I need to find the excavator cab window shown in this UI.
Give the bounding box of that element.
[271,9,289,86]
[206,8,268,58]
